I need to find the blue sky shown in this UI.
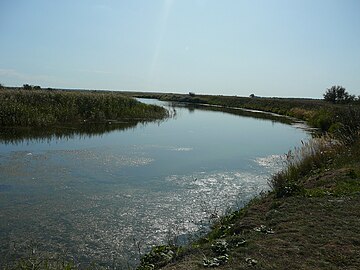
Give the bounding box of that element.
[0,0,359,98]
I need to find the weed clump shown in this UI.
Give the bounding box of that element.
[202,240,229,268]
[270,137,341,198]
[137,245,178,270]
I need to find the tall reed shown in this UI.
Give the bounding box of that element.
[0,89,168,127]
[269,136,342,197]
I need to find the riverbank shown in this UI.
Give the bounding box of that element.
[0,88,168,128]
[134,94,360,270]
[138,139,360,269]
[125,91,356,133]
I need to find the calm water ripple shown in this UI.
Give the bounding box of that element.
[0,99,309,267]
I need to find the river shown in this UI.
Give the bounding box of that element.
[0,99,309,267]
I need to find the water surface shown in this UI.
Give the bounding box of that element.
[0,99,309,267]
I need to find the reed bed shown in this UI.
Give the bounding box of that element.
[0,88,168,127]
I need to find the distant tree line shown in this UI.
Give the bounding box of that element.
[323,85,359,104]
[23,84,41,90]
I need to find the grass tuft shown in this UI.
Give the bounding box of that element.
[269,136,341,198]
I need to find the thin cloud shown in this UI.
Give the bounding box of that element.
[0,68,56,84]
[77,69,115,75]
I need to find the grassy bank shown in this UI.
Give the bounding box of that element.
[134,94,360,270]
[0,88,168,128]
[127,91,359,133]
[146,137,360,270]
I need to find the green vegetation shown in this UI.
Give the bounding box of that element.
[323,85,357,104]
[2,88,360,269]
[0,88,168,128]
[137,246,180,270]
[23,84,41,90]
[128,90,360,132]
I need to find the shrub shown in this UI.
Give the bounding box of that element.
[289,108,315,121]
[334,106,360,143]
[307,109,334,132]
[23,84,32,90]
[323,85,355,104]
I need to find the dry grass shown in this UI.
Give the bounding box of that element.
[161,173,360,270]
[269,136,342,198]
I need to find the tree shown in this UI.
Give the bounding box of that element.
[23,84,32,90]
[0,83,3,89]
[323,85,353,104]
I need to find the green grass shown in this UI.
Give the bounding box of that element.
[0,88,168,127]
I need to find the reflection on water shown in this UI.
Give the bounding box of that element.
[0,121,149,145]
[0,99,309,267]
[174,102,295,125]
